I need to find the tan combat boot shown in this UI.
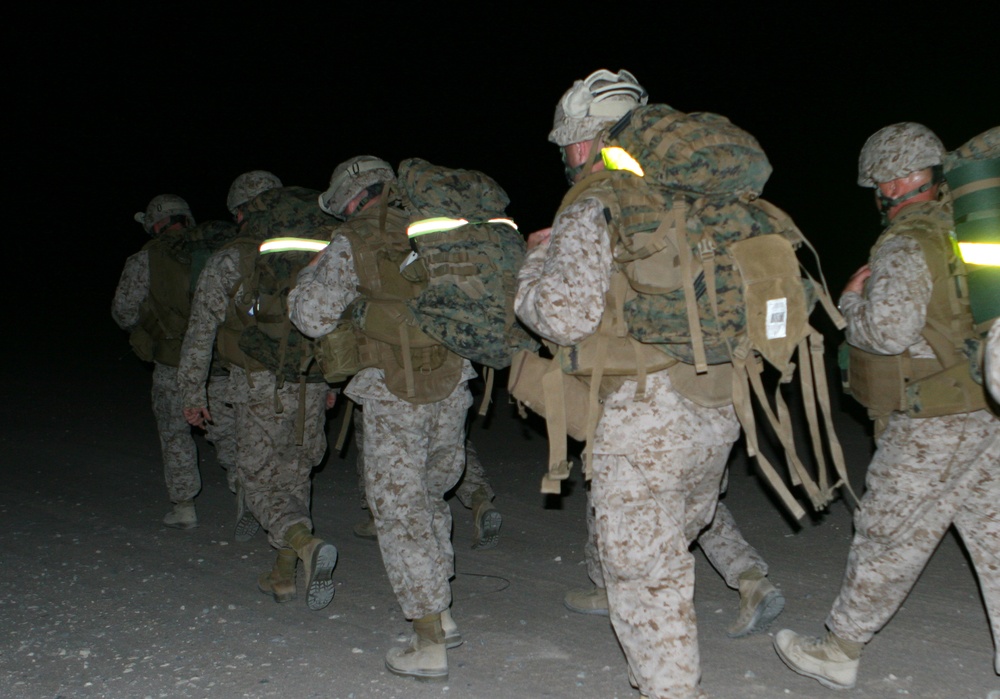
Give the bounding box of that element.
[257,547,297,603]
[727,567,785,638]
[285,523,338,611]
[234,484,260,542]
[774,629,863,690]
[563,585,609,616]
[441,608,463,649]
[353,510,378,540]
[163,500,197,530]
[470,487,502,550]
[385,612,448,681]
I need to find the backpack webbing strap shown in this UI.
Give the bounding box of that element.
[673,195,709,372]
[477,367,495,417]
[541,360,572,494]
[334,398,354,453]
[796,335,828,490]
[730,345,807,521]
[742,347,832,510]
[399,323,416,399]
[806,330,858,506]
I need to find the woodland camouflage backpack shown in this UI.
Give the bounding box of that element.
[130,220,238,367]
[397,158,540,371]
[217,186,334,392]
[515,104,853,520]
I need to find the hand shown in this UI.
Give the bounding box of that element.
[326,390,337,410]
[842,264,871,297]
[184,406,212,429]
[526,227,552,250]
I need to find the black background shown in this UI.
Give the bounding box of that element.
[8,3,999,333]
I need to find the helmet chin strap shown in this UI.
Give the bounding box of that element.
[876,166,942,225]
[561,135,605,186]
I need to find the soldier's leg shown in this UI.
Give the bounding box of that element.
[352,407,377,540]
[453,439,502,549]
[950,419,1000,674]
[205,372,238,491]
[151,363,199,528]
[697,499,783,637]
[593,444,730,699]
[564,484,609,616]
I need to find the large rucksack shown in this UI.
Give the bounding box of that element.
[217,187,334,391]
[396,158,540,371]
[130,220,239,366]
[512,104,853,521]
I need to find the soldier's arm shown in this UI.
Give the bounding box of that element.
[840,235,932,355]
[515,198,612,346]
[288,235,360,339]
[110,250,149,330]
[177,248,241,411]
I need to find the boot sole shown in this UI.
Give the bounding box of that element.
[163,520,198,530]
[727,589,785,638]
[234,512,260,542]
[384,661,448,682]
[563,599,609,616]
[774,638,856,690]
[306,542,338,610]
[257,580,297,604]
[472,509,502,550]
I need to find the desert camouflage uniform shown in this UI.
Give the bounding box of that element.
[516,195,741,699]
[177,246,328,547]
[354,412,494,510]
[832,197,1000,673]
[289,234,475,619]
[988,321,1000,403]
[582,493,768,592]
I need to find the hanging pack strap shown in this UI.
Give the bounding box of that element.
[729,342,807,521]
[673,195,709,372]
[334,398,355,453]
[807,330,858,506]
[398,323,416,399]
[478,367,495,417]
[541,360,573,494]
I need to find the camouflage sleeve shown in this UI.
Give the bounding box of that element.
[515,197,613,346]
[987,320,1000,403]
[177,248,242,410]
[110,250,148,330]
[288,235,360,339]
[839,235,932,355]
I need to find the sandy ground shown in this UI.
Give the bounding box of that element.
[1,322,998,699]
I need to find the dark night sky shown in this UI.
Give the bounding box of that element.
[7,3,999,337]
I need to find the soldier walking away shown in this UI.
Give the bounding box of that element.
[112,194,236,530]
[516,69,795,699]
[289,156,475,681]
[177,171,338,611]
[774,123,1000,690]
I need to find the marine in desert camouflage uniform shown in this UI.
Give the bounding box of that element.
[288,156,473,681]
[112,194,236,529]
[517,70,783,699]
[177,171,338,611]
[774,123,1000,690]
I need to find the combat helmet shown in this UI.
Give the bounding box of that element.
[548,69,648,147]
[227,170,283,216]
[857,122,946,187]
[318,156,396,220]
[134,194,195,234]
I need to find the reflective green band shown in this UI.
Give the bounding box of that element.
[408,217,518,238]
[259,237,330,254]
[601,147,644,176]
[958,242,1000,266]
